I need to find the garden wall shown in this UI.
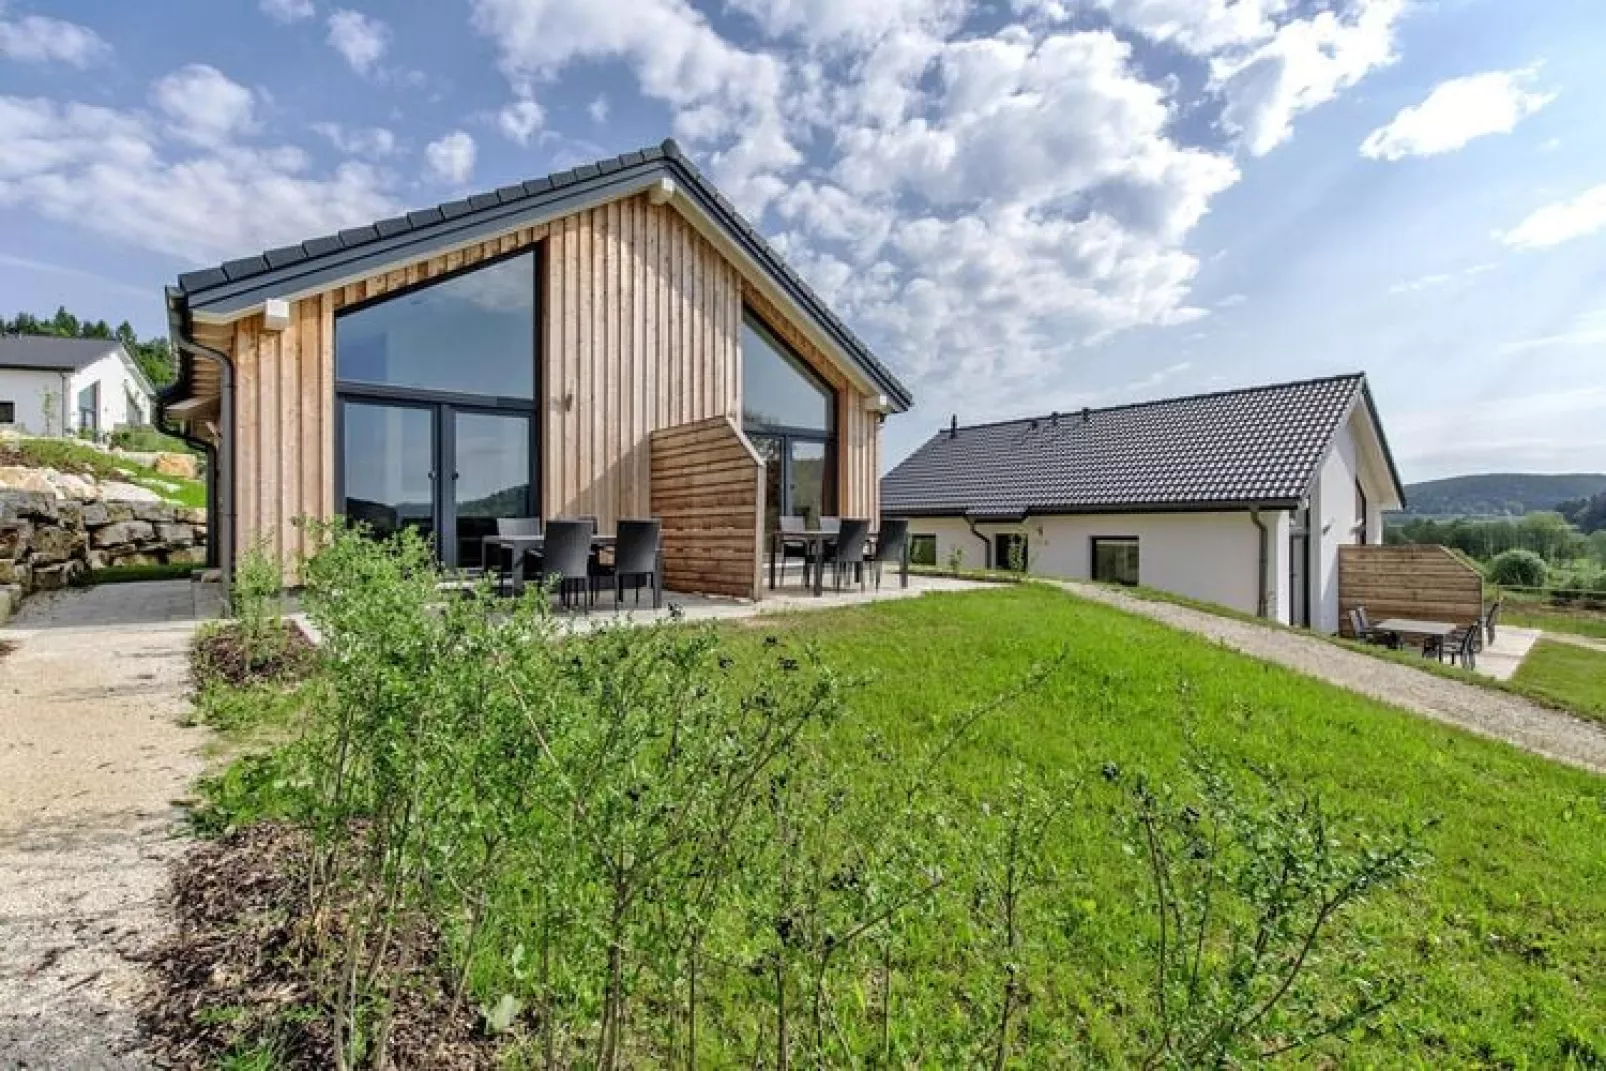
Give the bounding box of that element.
[0,490,208,622]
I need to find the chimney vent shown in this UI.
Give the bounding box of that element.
[1050,411,1059,426]
[949,414,959,439]
[1081,407,1092,424]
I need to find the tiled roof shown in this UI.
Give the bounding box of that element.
[883,374,1377,517]
[171,139,911,410]
[0,336,123,372]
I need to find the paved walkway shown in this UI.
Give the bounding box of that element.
[0,580,217,1068]
[1471,625,1540,681]
[1544,631,1606,655]
[1054,581,1606,775]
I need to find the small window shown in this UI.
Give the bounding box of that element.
[994,533,1029,572]
[1091,537,1139,586]
[0,401,14,424]
[909,534,937,566]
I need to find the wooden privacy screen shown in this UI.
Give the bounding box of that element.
[650,414,764,600]
[1338,545,1484,635]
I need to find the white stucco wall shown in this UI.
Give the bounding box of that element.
[910,511,1283,620]
[0,352,150,437]
[1303,408,1396,633]
[68,351,150,434]
[0,367,71,434]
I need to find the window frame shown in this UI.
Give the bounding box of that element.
[993,532,1029,572]
[0,400,14,425]
[741,308,839,527]
[1090,536,1140,586]
[332,245,542,567]
[909,533,937,567]
[1354,478,1369,545]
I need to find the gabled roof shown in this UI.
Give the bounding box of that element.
[883,373,1405,517]
[0,336,123,373]
[169,138,911,411]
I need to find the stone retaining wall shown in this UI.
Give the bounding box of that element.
[0,490,208,621]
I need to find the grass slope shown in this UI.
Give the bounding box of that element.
[0,436,206,507]
[1506,603,1606,642]
[733,585,1605,1064]
[1513,640,1606,723]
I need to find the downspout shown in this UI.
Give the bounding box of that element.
[1249,506,1270,619]
[158,290,235,589]
[964,515,992,569]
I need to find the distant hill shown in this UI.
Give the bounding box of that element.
[1396,473,1606,518]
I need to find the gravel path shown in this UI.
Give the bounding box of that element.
[1054,581,1606,775]
[0,581,215,1068]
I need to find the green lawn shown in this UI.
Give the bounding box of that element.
[1506,603,1606,642]
[202,582,1606,1066]
[0,435,206,508]
[1512,639,1606,722]
[728,586,1605,1064]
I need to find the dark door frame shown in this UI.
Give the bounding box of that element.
[334,387,538,568]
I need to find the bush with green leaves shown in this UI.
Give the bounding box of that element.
[196,525,1430,1069]
[1487,548,1549,588]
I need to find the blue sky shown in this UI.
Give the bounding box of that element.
[3,0,1604,481]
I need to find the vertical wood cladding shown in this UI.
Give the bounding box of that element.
[218,192,881,590]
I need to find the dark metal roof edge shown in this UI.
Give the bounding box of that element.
[884,500,1304,519]
[175,138,912,412]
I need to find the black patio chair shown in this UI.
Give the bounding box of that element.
[867,518,909,590]
[1440,622,1479,671]
[825,518,871,592]
[1483,599,1503,648]
[773,515,813,589]
[491,516,542,594]
[534,519,594,611]
[1350,607,1399,649]
[597,518,662,610]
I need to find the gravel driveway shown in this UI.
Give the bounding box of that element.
[1055,581,1606,775]
[0,581,216,1068]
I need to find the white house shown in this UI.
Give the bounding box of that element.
[881,373,1406,633]
[0,336,155,438]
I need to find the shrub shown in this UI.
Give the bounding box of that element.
[1488,548,1548,588]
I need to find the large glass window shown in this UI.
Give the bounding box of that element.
[336,252,536,399]
[335,249,539,567]
[742,311,837,529]
[742,316,834,433]
[994,533,1029,572]
[1091,537,1139,586]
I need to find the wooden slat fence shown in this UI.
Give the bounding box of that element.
[650,414,764,600]
[1338,545,1484,636]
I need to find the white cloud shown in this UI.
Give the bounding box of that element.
[0,11,110,65]
[150,65,257,147]
[1501,185,1606,250]
[0,92,397,264]
[1497,327,1606,355]
[588,95,609,123]
[1387,262,1496,295]
[260,0,316,23]
[727,0,963,47]
[311,121,397,157]
[1212,0,1404,156]
[1091,0,1291,55]
[327,8,388,76]
[470,0,799,211]
[1216,293,1246,307]
[497,100,544,145]
[425,130,477,184]
[1361,67,1554,161]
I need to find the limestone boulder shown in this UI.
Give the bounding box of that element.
[134,502,176,524]
[0,583,19,625]
[29,525,81,564]
[156,523,196,546]
[103,502,135,523]
[0,520,30,559]
[80,502,109,526]
[46,471,99,501]
[93,520,156,547]
[0,490,57,523]
[178,506,209,526]
[0,467,57,496]
[100,481,162,504]
[0,560,29,587]
[155,452,200,479]
[169,545,208,566]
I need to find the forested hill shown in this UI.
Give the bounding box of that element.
[1398,473,1606,518]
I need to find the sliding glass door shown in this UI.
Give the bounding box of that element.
[335,249,539,567]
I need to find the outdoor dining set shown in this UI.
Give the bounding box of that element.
[478,517,664,611]
[1349,600,1503,672]
[768,516,911,596]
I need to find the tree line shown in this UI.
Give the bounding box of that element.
[2,306,176,388]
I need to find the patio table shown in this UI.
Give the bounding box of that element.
[1373,617,1457,655]
[481,533,617,595]
[768,529,908,597]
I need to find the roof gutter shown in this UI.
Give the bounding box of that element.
[157,287,234,588]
